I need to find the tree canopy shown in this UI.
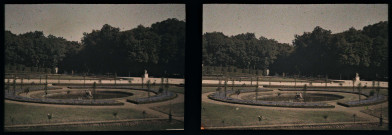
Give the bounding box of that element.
[203,21,388,80]
[5,18,185,77]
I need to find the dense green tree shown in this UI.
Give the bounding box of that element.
[203,21,388,80]
[5,18,185,77]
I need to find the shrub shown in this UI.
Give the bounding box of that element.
[323,115,328,121]
[159,88,164,93]
[51,68,56,74]
[5,65,11,71]
[245,69,250,74]
[39,68,45,73]
[369,90,375,96]
[227,66,232,72]
[44,68,50,73]
[47,113,52,122]
[10,65,17,71]
[142,111,146,119]
[24,67,31,73]
[32,67,38,72]
[16,64,25,71]
[221,67,226,72]
[113,112,118,118]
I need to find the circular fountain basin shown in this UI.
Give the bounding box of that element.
[37,90,134,100]
[245,93,344,102]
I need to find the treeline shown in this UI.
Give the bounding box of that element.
[203,21,388,80]
[5,30,81,74]
[202,65,268,77]
[202,32,293,70]
[5,18,185,77]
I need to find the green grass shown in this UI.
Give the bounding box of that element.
[167,86,185,94]
[150,102,184,117]
[361,103,389,120]
[5,102,157,125]
[5,119,184,131]
[201,102,367,127]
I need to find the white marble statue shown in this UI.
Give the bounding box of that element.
[144,69,149,79]
[355,73,360,81]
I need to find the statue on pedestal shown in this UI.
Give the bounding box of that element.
[355,73,360,81]
[144,69,149,79]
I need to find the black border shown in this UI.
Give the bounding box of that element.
[1,0,392,135]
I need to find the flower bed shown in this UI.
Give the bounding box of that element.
[278,88,369,96]
[68,86,178,104]
[126,92,177,104]
[4,87,124,106]
[279,88,387,107]
[337,96,388,107]
[208,89,334,108]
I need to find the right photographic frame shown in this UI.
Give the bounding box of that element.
[201,4,388,130]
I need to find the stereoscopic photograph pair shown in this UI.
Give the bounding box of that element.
[3,3,389,132]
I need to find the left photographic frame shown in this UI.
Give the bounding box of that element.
[4,4,185,131]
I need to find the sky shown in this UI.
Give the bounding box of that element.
[203,4,388,44]
[5,4,185,42]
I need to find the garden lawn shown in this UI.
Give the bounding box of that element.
[5,119,184,131]
[5,102,157,125]
[201,102,367,127]
[150,102,184,117]
[360,102,389,120]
